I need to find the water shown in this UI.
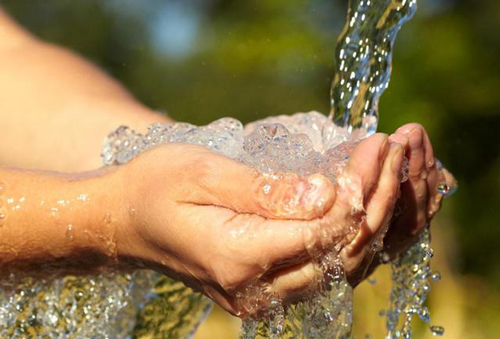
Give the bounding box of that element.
[384,229,444,339]
[0,270,212,338]
[105,114,365,339]
[0,0,446,337]
[330,0,417,138]
[0,112,356,339]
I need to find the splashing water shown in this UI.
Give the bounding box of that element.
[104,113,367,339]
[105,113,362,339]
[0,270,212,338]
[330,0,417,138]
[0,0,447,338]
[384,229,444,338]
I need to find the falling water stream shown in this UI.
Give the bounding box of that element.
[0,0,448,338]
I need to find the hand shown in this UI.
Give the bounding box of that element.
[112,133,404,316]
[380,123,456,259]
[353,123,457,283]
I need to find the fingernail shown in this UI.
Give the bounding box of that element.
[389,134,409,149]
[397,125,414,135]
[391,145,404,173]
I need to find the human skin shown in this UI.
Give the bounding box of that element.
[0,8,455,316]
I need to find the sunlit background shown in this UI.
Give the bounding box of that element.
[2,0,499,337]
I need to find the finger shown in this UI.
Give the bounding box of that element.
[341,143,404,267]
[388,133,409,149]
[396,123,435,170]
[442,167,458,193]
[426,165,444,219]
[183,149,336,220]
[340,133,389,209]
[216,261,320,317]
[224,212,346,271]
[267,261,319,304]
[365,143,404,236]
[399,126,428,234]
[423,130,436,169]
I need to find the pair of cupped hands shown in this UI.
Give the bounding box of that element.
[113,122,455,317]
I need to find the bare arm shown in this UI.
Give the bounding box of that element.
[0,165,124,274]
[0,9,170,172]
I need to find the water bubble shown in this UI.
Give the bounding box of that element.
[380,251,391,263]
[0,210,5,227]
[77,193,89,202]
[419,307,430,323]
[66,224,75,241]
[437,183,450,195]
[430,325,445,336]
[431,272,441,282]
[129,208,137,217]
[371,239,383,251]
[424,248,434,260]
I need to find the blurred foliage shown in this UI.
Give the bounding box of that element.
[2,0,499,337]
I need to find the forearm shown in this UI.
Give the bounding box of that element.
[0,165,125,274]
[0,9,171,172]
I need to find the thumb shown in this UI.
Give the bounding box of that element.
[189,151,336,220]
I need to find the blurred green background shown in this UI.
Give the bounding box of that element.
[2,0,499,337]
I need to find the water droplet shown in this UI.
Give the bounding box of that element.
[128,208,137,218]
[419,307,430,323]
[77,193,89,202]
[50,207,59,217]
[430,325,445,336]
[424,248,434,260]
[431,272,441,282]
[66,224,75,241]
[371,239,383,251]
[367,278,377,285]
[0,182,6,194]
[263,184,271,194]
[437,183,450,195]
[379,251,391,263]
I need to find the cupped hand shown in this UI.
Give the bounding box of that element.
[112,135,404,316]
[380,123,457,259]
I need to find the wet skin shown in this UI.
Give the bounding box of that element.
[0,124,455,317]
[112,124,455,316]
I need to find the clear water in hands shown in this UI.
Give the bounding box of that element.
[0,0,446,338]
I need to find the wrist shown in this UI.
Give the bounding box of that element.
[67,167,128,266]
[109,154,160,268]
[0,166,129,274]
